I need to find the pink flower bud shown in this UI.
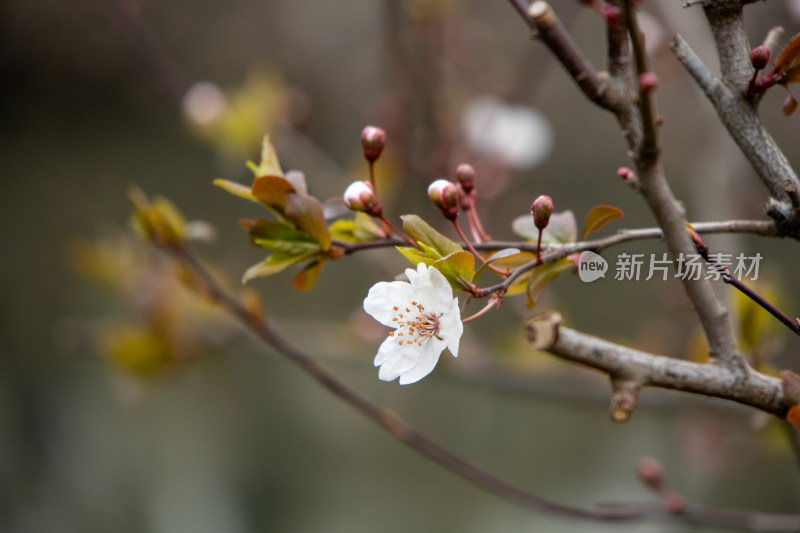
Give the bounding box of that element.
[343,181,382,217]
[616,166,636,182]
[361,126,387,163]
[428,179,459,221]
[531,195,554,230]
[455,164,476,194]
[750,46,770,70]
[638,72,659,92]
[636,457,664,490]
[600,3,620,21]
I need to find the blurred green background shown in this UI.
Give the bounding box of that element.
[2,0,800,531]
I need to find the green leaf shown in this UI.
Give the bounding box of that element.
[583,205,623,239]
[475,248,520,280]
[214,178,259,203]
[401,214,462,257]
[293,260,324,291]
[432,251,475,290]
[418,242,444,261]
[252,176,295,210]
[239,220,321,255]
[284,192,332,251]
[396,246,434,267]
[526,258,574,309]
[328,219,358,242]
[329,213,381,243]
[242,252,313,283]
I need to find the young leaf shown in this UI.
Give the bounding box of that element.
[583,205,624,239]
[252,176,295,210]
[242,252,313,283]
[401,214,463,257]
[293,260,324,291]
[396,246,433,267]
[773,32,800,84]
[432,250,476,290]
[239,220,321,255]
[284,192,332,251]
[526,258,574,309]
[253,136,285,178]
[213,178,259,203]
[475,248,520,280]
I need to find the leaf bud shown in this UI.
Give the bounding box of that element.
[361,126,387,163]
[428,179,459,221]
[343,181,382,217]
[750,46,770,70]
[531,195,554,230]
[455,163,476,194]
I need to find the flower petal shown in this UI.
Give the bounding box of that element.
[398,337,446,384]
[363,280,415,327]
[374,336,422,382]
[437,297,463,357]
[409,264,454,315]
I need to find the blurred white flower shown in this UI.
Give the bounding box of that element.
[181,81,228,126]
[462,95,554,169]
[363,263,462,384]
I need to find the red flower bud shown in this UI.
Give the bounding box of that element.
[531,195,554,230]
[636,457,664,490]
[638,72,659,92]
[343,181,382,217]
[361,126,387,163]
[750,46,770,70]
[428,179,459,221]
[455,164,476,194]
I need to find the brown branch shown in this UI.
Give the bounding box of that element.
[525,312,788,417]
[670,32,800,221]
[161,240,799,530]
[526,1,615,110]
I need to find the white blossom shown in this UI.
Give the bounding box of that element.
[363,263,462,384]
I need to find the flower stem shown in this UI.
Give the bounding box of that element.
[380,215,416,246]
[368,160,377,192]
[462,294,501,323]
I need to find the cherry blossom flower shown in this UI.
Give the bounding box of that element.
[363,263,462,384]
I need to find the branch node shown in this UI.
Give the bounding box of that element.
[524,311,562,351]
[610,378,641,423]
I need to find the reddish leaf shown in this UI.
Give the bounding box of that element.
[582,205,624,239]
[773,31,800,83]
[788,405,800,430]
[293,260,324,291]
[783,93,798,116]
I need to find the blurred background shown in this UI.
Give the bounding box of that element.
[2,0,800,531]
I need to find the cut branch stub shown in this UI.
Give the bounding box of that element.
[524,311,562,351]
[610,378,641,423]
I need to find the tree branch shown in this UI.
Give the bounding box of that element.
[670,31,800,225]
[525,312,788,417]
[158,240,799,531]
